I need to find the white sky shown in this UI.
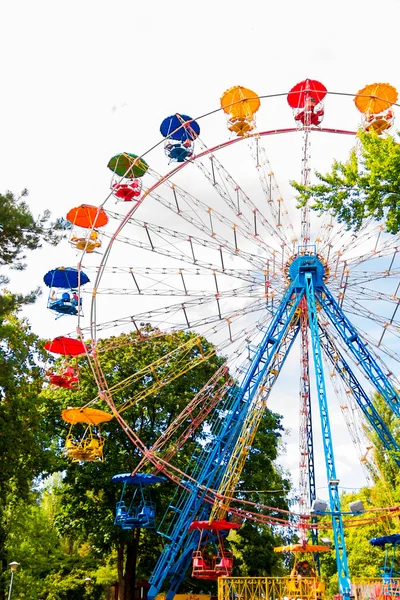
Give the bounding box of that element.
[1,0,400,505]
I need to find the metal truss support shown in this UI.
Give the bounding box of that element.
[210,321,300,520]
[148,280,304,600]
[305,274,351,599]
[148,384,245,600]
[167,321,301,598]
[299,301,317,518]
[298,300,319,571]
[318,325,400,463]
[318,285,400,417]
[148,253,400,600]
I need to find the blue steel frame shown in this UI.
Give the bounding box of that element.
[147,253,400,600]
[305,273,351,596]
[319,325,400,462]
[148,280,303,600]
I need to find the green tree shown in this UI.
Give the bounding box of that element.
[45,328,291,599]
[44,329,224,600]
[0,313,64,599]
[0,190,65,317]
[4,477,105,600]
[365,394,400,490]
[292,131,400,234]
[0,189,66,598]
[316,391,400,594]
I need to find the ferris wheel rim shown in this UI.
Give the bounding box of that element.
[50,87,400,590]
[63,89,399,529]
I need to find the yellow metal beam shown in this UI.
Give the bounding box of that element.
[210,317,298,522]
[218,577,327,600]
[108,336,216,413]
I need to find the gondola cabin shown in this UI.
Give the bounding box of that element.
[112,473,166,530]
[274,543,331,600]
[46,366,79,389]
[43,267,89,318]
[220,86,260,137]
[160,114,200,163]
[112,180,141,202]
[370,534,400,596]
[355,83,398,136]
[44,336,87,357]
[287,79,327,129]
[66,204,109,253]
[61,407,113,462]
[108,152,148,202]
[189,519,240,580]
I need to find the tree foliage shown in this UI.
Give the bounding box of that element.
[41,329,225,598]
[39,328,291,598]
[316,391,400,594]
[0,190,66,317]
[4,478,105,600]
[0,312,65,598]
[292,131,400,234]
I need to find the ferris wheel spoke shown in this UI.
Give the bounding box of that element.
[90,300,275,372]
[103,226,266,276]
[85,267,286,300]
[142,169,283,262]
[355,326,400,367]
[321,218,376,259]
[346,284,400,305]
[341,297,400,338]
[79,294,271,338]
[346,268,400,287]
[344,237,400,268]
[315,210,339,251]
[192,136,293,255]
[87,266,282,299]
[134,365,233,474]
[248,136,297,250]
[108,206,269,271]
[82,265,264,284]
[189,141,259,230]
[91,335,219,414]
[335,223,384,258]
[119,309,277,427]
[85,282,265,299]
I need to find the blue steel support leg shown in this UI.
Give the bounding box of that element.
[148,281,304,600]
[318,285,400,417]
[319,324,400,463]
[305,274,351,600]
[165,321,301,599]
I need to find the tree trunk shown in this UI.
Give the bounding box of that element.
[118,537,125,600]
[124,528,140,600]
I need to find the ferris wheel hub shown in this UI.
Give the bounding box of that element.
[287,250,326,288]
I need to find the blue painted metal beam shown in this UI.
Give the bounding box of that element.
[305,274,351,599]
[319,324,400,464]
[148,253,399,599]
[318,285,400,417]
[165,319,302,599]
[148,280,304,600]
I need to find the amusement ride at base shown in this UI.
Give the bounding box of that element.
[43,79,400,600]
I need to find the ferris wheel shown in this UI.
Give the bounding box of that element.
[43,79,400,600]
